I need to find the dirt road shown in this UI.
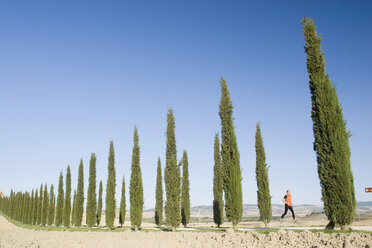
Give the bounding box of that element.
[0,216,371,248]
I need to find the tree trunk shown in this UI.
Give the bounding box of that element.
[232,223,237,231]
[172,226,176,232]
[134,226,138,231]
[264,219,268,228]
[326,221,335,230]
[217,224,220,228]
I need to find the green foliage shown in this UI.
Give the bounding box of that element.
[86,153,97,227]
[105,141,116,229]
[181,150,190,228]
[32,189,38,225]
[71,190,77,226]
[63,165,72,227]
[213,133,224,227]
[219,78,242,230]
[255,123,272,227]
[36,184,43,225]
[164,109,181,230]
[47,185,55,226]
[119,176,126,227]
[55,172,64,227]
[41,184,49,226]
[96,181,103,226]
[75,159,85,227]
[155,157,163,227]
[301,17,356,228]
[130,127,144,230]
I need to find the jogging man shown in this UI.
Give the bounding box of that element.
[280,190,296,223]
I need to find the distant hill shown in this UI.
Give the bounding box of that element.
[144,202,372,218]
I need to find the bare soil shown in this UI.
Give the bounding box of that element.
[1,216,371,248]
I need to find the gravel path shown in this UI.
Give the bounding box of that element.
[1,216,371,248]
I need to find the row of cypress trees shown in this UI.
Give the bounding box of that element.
[0,17,355,231]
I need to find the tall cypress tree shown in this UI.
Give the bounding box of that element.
[130,127,144,231]
[119,176,126,227]
[41,184,49,226]
[96,180,103,226]
[32,189,38,225]
[155,157,163,227]
[55,172,64,227]
[71,190,77,226]
[75,159,84,227]
[36,184,43,225]
[105,141,116,229]
[47,184,55,226]
[86,153,97,227]
[219,78,243,230]
[213,133,224,228]
[63,165,72,227]
[164,109,180,231]
[255,123,272,228]
[301,17,356,230]
[181,150,190,228]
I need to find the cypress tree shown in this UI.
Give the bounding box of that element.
[32,189,38,225]
[63,165,72,227]
[181,150,190,228]
[155,157,163,227]
[164,109,181,231]
[255,123,272,228]
[75,159,84,227]
[119,176,126,227]
[36,184,43,225]
[301,17,356,230]
[30,190,35,225]
[219,78,243,230]
[86,153,97,227]
[96,181,103,226]
[105,141,116,229]
[130,127,144,231]
[48,184,55,226]
[55,172,64,227]
[213,133,224,228]
[71,190,77,226]
[41,184,49,226]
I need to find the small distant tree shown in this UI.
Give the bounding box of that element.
[130,127,144,231]
[155,157,163,227]
[96,181,103,226]
[55,172,64,227]
[47,184,55,226]
[255,123,272,228]
[32,189,38,225]
[36,184,43,225]
[71,190,77,226]
[213,133,223,228]
[75,159,84,227]
[119,176,126,227]
[63,165,72,227]
[105,141,116,229]
[181,150,190,228]
[86,153,97,227]
[41,184,49,226]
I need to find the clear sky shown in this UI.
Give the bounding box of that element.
[1,1,371,209]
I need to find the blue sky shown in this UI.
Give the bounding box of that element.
[1,1,371,209]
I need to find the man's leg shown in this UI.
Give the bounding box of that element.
[289,206,295,219]
[281,205,289,219]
